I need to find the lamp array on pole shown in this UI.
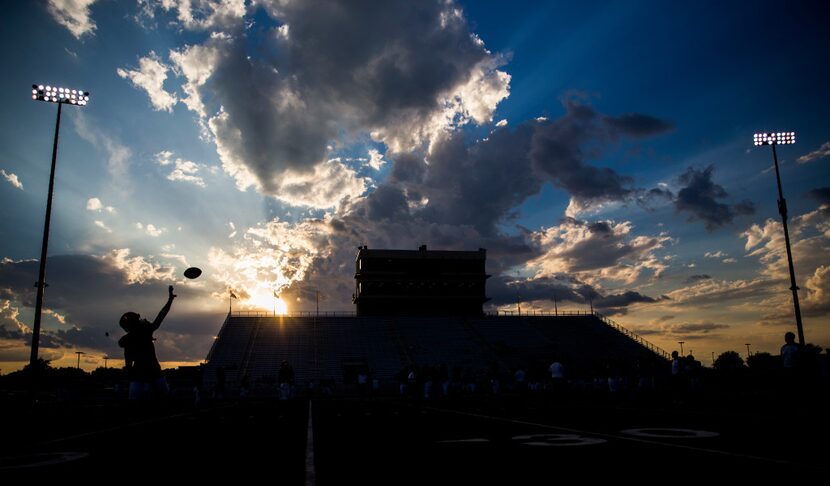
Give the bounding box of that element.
[32,85,89,105]
[28,83,90,373]
[753,131,805,345]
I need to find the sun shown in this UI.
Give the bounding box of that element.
[275,298,288,315]
[244,287,289,315]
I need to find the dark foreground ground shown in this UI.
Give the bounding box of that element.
[1,392,828,483]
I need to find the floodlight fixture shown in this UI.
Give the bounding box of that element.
[752,130,804,345]
[31,84,90,106]
[753,131,795,146]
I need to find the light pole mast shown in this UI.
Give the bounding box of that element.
[754,132,805,345]
[29,85,90,369]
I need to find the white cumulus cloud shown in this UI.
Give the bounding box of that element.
[136,222,167,237]
[86,197,115,213]
[1,170,23,190]
[155,151,206,187]
[797,141,830,164]
[117,51,178,112]
[47,0,98,39]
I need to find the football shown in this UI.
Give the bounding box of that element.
[184,267,202,279]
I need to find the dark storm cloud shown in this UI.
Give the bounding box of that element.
[370,96,673,237]
[674,165,755,231]
[602,113,675,137]
[365,185,410,221]
[416,125,540,235]
[808,187,830,205]
[684,274,712,284]
[0,256,221,361]
[288,97,674,307]
[668,322,729,335]
[595,290,660,308]
[529,97,673,207]
[554,219,640,272]
[487,275,583,307]
[201,0,509,199]
[486,275,661,316]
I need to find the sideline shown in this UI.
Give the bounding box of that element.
[305,400,316,486]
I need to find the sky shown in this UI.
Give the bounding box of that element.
[0,0,828,372]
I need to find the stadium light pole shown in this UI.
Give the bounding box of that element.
[744,343,751,359]
[75,351,85,370]
[753,131,805,345]
[29,84,90,370]
[678,341,685,355]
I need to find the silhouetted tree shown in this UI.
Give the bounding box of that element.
[714,351,744,372]
[747,352,777,373]
[22,358,52,373]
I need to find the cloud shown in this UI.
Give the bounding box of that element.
[797,141,830,164]
[155,0,246,30]
[664,278,774,307]
[47,0,98,39]
[704,251,725,258]
[270,159,368,209]
[722,258,737,264]
[367,149,386,171]
[1,170,23,190]
[73,113,131,182]
[803,265,830,317]
[601,113,674,137]
[0,299,29,340]
[135,223,167,238]
[155,151,206,187]
[674,165,755,231]
[117,51,178,112]
[684,274,711,283]
[495,119,508,127]
[808,187,830,205]
[168,41,223,119]
[486,273,661,316]
[529,217,671,285]
[208,217,332,308]
[86,197,115,213]
[594,290,661,314]
[166,1,511,207]
[667,321,729,336]
[94,220,112,233]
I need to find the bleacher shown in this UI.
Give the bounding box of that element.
[203,311,667,393]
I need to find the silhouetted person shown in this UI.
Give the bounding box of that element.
[278,360,295,400]
[119,285,176,400]
[548,358,565,394]
[781,331,800,372]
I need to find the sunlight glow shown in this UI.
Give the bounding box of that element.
[275,298,288,315]
[243,287,289,315]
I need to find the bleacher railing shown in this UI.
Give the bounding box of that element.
[487,309,669,359]
[230,310,358,317]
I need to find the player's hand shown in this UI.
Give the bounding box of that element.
[169,285,177,299]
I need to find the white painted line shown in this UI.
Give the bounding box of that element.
[425,406,804,467]
[0,451,89,470]
[305,400,316,486]
[621,428,719,439]
[436,438,490,444]
[512,434,607,447]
